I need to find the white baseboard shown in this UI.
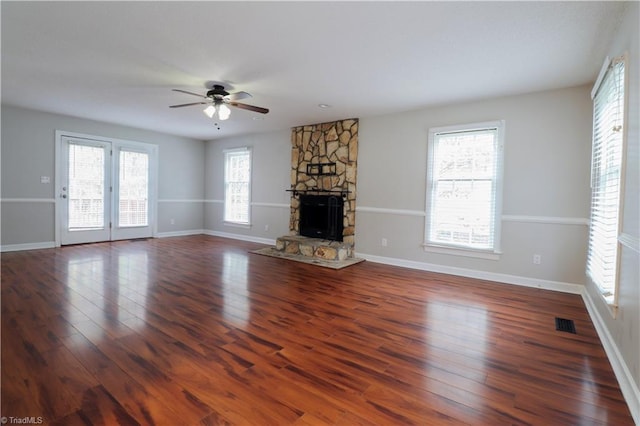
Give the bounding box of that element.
[356,252,584,294]
[0,230,272,251]
[203,229,276,246]
[582,289,640,425]
[1,241,56,252]
[155,229,205,238]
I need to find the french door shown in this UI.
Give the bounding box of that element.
[58,134,156,245]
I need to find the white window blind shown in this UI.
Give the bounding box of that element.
[224,148,251,224]
[118,150,149,227]
[68,143,105,230]
[425,121,504,256]
[587,56,626,305]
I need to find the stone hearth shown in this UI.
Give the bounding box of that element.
[252,236,364,269]
[276,235,353,261]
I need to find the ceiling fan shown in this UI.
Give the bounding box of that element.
[169,84,269,121]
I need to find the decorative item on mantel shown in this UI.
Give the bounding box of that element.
[307,162,336,176]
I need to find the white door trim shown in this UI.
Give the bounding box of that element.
[55,130,159,246]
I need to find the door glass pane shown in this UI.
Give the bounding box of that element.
[68,143,105,230]
[119,150,149,227]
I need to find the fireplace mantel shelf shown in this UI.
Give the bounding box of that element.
[286,188,350,198]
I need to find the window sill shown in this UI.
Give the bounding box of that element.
[224,221,251,229]
[587,274,620,319]
[600,291,619,319]
[422,243,502,261]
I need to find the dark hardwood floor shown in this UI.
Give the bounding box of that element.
[1,235,633,425]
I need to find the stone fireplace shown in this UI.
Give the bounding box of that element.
[273,118,359,263]
[289,118,358,246]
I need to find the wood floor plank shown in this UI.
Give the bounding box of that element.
[1,235,634,425]
[240,365,348,425]
[73,385,141,426]
[62,332,192,425]
[93,338,214,424]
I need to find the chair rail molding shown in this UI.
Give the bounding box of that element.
[356,206,589,226]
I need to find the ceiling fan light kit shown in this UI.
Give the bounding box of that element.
[203,105,216,119]
[218,104,231,120]
[170,84,269,122]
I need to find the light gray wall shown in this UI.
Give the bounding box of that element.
[202,86,593,288]
[356,85,592,285]
[583,1,639,417]
[204,129,291,241]
[1,105,205,247]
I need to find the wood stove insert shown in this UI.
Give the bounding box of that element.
[299,195,344,241]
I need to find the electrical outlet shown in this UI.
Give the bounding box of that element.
[264,224,269,231]
[533,254,541,265]
[381,238,388,247]
[170,218,175,225]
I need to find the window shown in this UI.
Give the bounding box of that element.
[67,143,106,230]
[118,150,149,227]
[587,55,626,307]
[224,148,251,225]
[424,121,504,259]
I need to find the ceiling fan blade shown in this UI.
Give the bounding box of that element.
[229,102,269,114]
[169,101,207,108]
[172,89,207,99]
[226,91,252,101]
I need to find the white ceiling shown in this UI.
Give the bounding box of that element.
[1,1,627,141]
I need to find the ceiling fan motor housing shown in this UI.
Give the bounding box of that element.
[207,85,229,99]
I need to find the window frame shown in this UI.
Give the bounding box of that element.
[587,54,628,313]
[223,147,252,226]
[423,120,505,260]
[117,148,150,228]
